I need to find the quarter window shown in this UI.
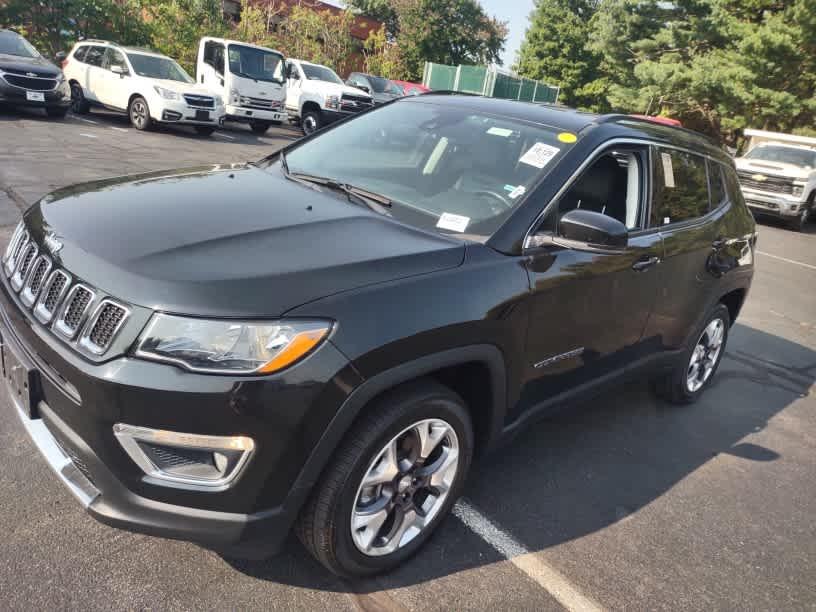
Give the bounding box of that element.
[708,161,726,209]
[73,46,88,62]
[650,148,709,226]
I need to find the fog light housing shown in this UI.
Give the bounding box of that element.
[113,424,255,491]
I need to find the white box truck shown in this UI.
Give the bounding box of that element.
[196,37,287,134]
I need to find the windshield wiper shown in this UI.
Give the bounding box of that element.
[288,172,393,216]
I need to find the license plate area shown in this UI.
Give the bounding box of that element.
[1,336,40,418]
[26,91,45,102]
[195,110,210,121]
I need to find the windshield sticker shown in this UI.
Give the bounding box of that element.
[487,127,514,137]
[661,152,676,188]
[437,212,470,233]
[508,185,527,199]
[503,184,516,192]
[519,142,560,169]
[557,132,578,143]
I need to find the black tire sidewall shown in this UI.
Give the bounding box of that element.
[331,390,473,576]
[677,304,730,401]
[129,96,150,130]
[302,111,321,135]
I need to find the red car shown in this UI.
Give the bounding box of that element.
[392,80,431,96]
[631,114,683,127]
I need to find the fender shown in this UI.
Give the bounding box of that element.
[277,344,507,523]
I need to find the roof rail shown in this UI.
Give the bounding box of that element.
[600,113,723,147]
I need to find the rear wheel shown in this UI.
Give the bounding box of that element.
[194,126,216,136]
[70,83,89,114]
[296,380,473,577]
[249,120,270,134]
[652,304,730,404]
[45,106,68,119]
[128,96,152,131]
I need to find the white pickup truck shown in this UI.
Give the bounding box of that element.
[735,129,816,231]
[284,58,373,134]
[196,37,287,134]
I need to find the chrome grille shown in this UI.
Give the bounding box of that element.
[20,254,52,307]
[239,96,281,110]
[737,171,794,195]
[184,94,215,109]
[2,74,58,91]
[79,300,129,355]
[11,242,38,291]
[4,225,131,355]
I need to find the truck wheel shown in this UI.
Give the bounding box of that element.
[128,96,152,131]
[250,120,270,134]
[296,380,474,578]
[652,303,730,404]
[302,110,322,135]
[789,195,813,231]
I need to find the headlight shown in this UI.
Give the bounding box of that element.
[213,94,223,106]
[134,314,332,374]
[792,184,804,197]
[325,95,340,110]
[153,85,180,100]
[230,88,240,104]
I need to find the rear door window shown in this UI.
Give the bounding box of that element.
[84,46,106,67]
[650,148,710,227]
[73,46,88,62]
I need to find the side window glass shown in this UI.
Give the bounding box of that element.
[708,161,726,209]
[722,165,745,206]
[73,46,87,62]
[557,149,644,231]
[85,46,105,67]
[650,148,709,226]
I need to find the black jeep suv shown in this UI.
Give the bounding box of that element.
[0,95,754,577]
[0,29,71,118]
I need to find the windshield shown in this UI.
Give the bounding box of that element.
[301,63,343,84]
[281,100,571,238]
[745,145,816,168]
[228,44,284,83]
[128,53,193,83]
[368,75,401,94]
[0,31,40,58]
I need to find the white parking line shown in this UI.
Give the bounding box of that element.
[78,133,97,139]
[453,499,604,612]
[78,118,98,124]
[110,127,128,133]
[214,132,236,140]
[756,250,816,271]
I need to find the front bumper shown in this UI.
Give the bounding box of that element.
[154,97,226,126]
[225,103,286,123]
[0,272,361,557]
[0,79,71,108]
[741,189,805,219]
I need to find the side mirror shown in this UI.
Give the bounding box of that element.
[558,209,628,249]
[111,64,125,75]
[55,51,67,64]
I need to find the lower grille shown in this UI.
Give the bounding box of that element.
[3,74,57,91]
[52,433,95,485]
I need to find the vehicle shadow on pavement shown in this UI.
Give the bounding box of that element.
[225,322,814,593]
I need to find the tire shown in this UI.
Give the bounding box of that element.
[70,83,89,114]
[789,195,813,231]
[296,379,474,578]
[301,110,321,135]
[128,96,152,131]
[652,303,730,404]
[45,106,68,119]
[194,126,216,136]
[249,120,270,134]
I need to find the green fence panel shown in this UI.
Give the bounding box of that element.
[457,65,487,94]
[533,85,559,104]
[424,63,457,91]
[518,78,537,102]
[491,73,521,100]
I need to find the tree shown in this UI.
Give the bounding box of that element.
[362,26,406,79]
[515,0,603,110]
[274,5,357,74]
[346,0,399,39]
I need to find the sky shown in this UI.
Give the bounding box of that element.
[325,0,534,69]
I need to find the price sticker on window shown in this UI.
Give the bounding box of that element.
[519,142,560,169]
[661,152,676,188]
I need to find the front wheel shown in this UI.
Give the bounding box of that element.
[128,96,152,131]
[301,110,322,135]
[296,380,473,577]
[652,303,730,404]
[788,197,812,231]
[249,120,270,134]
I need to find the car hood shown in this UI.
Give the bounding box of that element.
[0,53,61,77]
[151,78,219,97]
[735,157,812,180]
[27,164,465,317]
[372,91,401,104]
[304,81,372,101]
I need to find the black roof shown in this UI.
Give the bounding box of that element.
[406,94,728,163]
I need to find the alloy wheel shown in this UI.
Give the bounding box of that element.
[687,318,725,392]
[130,100,148,129]
[351,418,460,557]
[70,84,84,112]
[303,115,318,135]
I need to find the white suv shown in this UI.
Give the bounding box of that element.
[63,41,225,136]
[285,59,373,134]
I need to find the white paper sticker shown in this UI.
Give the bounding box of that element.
[519,142,560,169]
[664,216,671,225]
[661,152,676,188]
[437,212,470,233]
[487,127,514,137]
[508,185,527,199]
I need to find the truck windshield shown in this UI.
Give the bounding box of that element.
[128,53,193,83]
[281,99,571,239]
[228,44,284,83]
[0,31,40,58]
[302,63,343,84]
[746,145,816,169]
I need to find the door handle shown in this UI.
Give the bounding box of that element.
[632,256,661,271]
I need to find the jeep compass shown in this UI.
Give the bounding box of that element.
[0,95,755,577]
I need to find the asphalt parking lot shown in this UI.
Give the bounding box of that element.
[0,106,814,611]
